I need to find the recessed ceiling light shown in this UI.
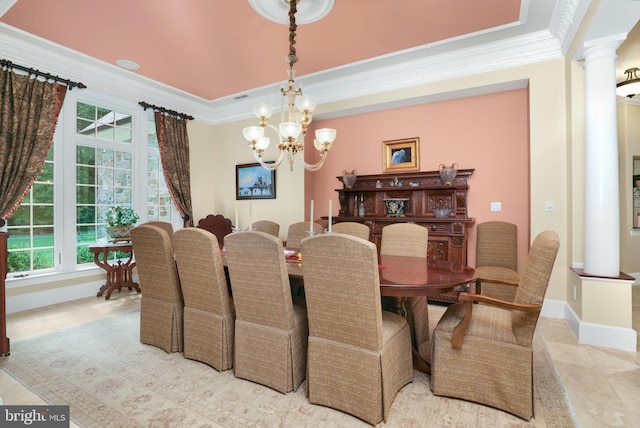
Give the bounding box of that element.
[116,59,140,70]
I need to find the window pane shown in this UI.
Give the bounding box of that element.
[33,227,54,247]
[33,248,54,270]
[76,205,95,225]
[76,185,96,204]
[32,206,53,225]
[115,128,132,143]
[76,225,96,244]
[76,245,93,265]
[10,206,31,227]
[7,228,30,249]
[8,250,32,273]
[77,102,96,120]
[38,162,53,182]
[76,146,96,165]
[76,165,95,185]
[32,183,53,203]
[97,149,114,167]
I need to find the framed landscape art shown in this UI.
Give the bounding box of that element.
[382,137,420,173]
[236,163,276,200]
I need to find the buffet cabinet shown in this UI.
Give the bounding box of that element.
[333,169,475,267]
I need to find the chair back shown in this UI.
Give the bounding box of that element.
[332,221,370,241]
[380,223,428,258]
[476,221,518,271]
[286,221,323,251]
[302,233,383,351]
[143,221,174,237]
[251,220,280,237]
[224,231,295,330]
[173,228,232,315]
[196,214,233,249]
[512,230,559,344]
[131,224,182,303]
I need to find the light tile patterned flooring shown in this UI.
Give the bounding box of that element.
[1,287,639,427]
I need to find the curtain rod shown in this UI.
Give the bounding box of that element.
[0,59,86,90]
[139,101,194,121]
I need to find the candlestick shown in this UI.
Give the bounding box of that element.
[309,200,314,233]
[235,201,239,228]
[328,200,332,232]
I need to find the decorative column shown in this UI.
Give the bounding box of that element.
[582,41,623,277]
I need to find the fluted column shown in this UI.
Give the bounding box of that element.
[582,41,622,276]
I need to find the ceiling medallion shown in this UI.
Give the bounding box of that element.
[248,0,334,25]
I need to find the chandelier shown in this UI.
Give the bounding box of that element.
[616,67,640,98]
[242,0,336,171]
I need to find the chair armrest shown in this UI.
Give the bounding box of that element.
[459,293,541,312]
[475,277,519,286]
[451,293,541,349]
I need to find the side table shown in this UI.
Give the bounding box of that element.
[89,242,141,300]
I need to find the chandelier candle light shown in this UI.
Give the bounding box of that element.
[243,0,336,171]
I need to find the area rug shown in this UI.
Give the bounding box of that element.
[0,310,576,427]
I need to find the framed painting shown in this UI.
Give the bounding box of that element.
[236,163,276,200]
[382,137,420,173]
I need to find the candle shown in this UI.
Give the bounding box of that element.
[309,200,314,233]
[235,201,239,228]
[249,201,253,230]
[328,200,332,232]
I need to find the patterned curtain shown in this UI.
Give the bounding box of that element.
[155,111,194,227]
[0,68,67,220]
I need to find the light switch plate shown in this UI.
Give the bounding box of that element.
[490,202,502,212]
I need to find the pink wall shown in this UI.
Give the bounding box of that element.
[307,89,530,270]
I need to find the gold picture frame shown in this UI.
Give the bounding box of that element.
[382,137,420,173]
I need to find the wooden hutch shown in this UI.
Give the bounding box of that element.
[333,169,475,267]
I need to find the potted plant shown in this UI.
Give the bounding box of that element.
[105,206,140,241]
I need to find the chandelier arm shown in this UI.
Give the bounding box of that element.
[301,151,328,172]
[253,150,284,171]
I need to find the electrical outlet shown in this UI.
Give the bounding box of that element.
[490,202,502,212]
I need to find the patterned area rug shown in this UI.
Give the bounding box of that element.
[0,310,576,427]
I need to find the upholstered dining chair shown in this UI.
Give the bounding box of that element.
[476,221,520,302]
[250,220,280,238]
[285,221,323,251]
[130,224,184,353]
[301,233,413,425]
[331,221,370,241]
[143,221,174,243]
[380,223,430,354]
[431,230,560,420]
[173,228,234,371]
[223,231,308,394]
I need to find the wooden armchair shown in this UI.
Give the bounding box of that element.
[431,230,559,420]
[196,214,233,249]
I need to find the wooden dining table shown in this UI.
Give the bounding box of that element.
[277,252,476,373]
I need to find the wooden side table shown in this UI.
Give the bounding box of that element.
[89,242,140,300]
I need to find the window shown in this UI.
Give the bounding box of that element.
[6,96,178,280]
[76,146,134,264]
[146,115,173,222]
[6,149,55,275]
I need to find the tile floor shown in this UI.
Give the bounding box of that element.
[1,287,639,427]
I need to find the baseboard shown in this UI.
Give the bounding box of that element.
[556,301,638,352]
[6,281,103,314]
